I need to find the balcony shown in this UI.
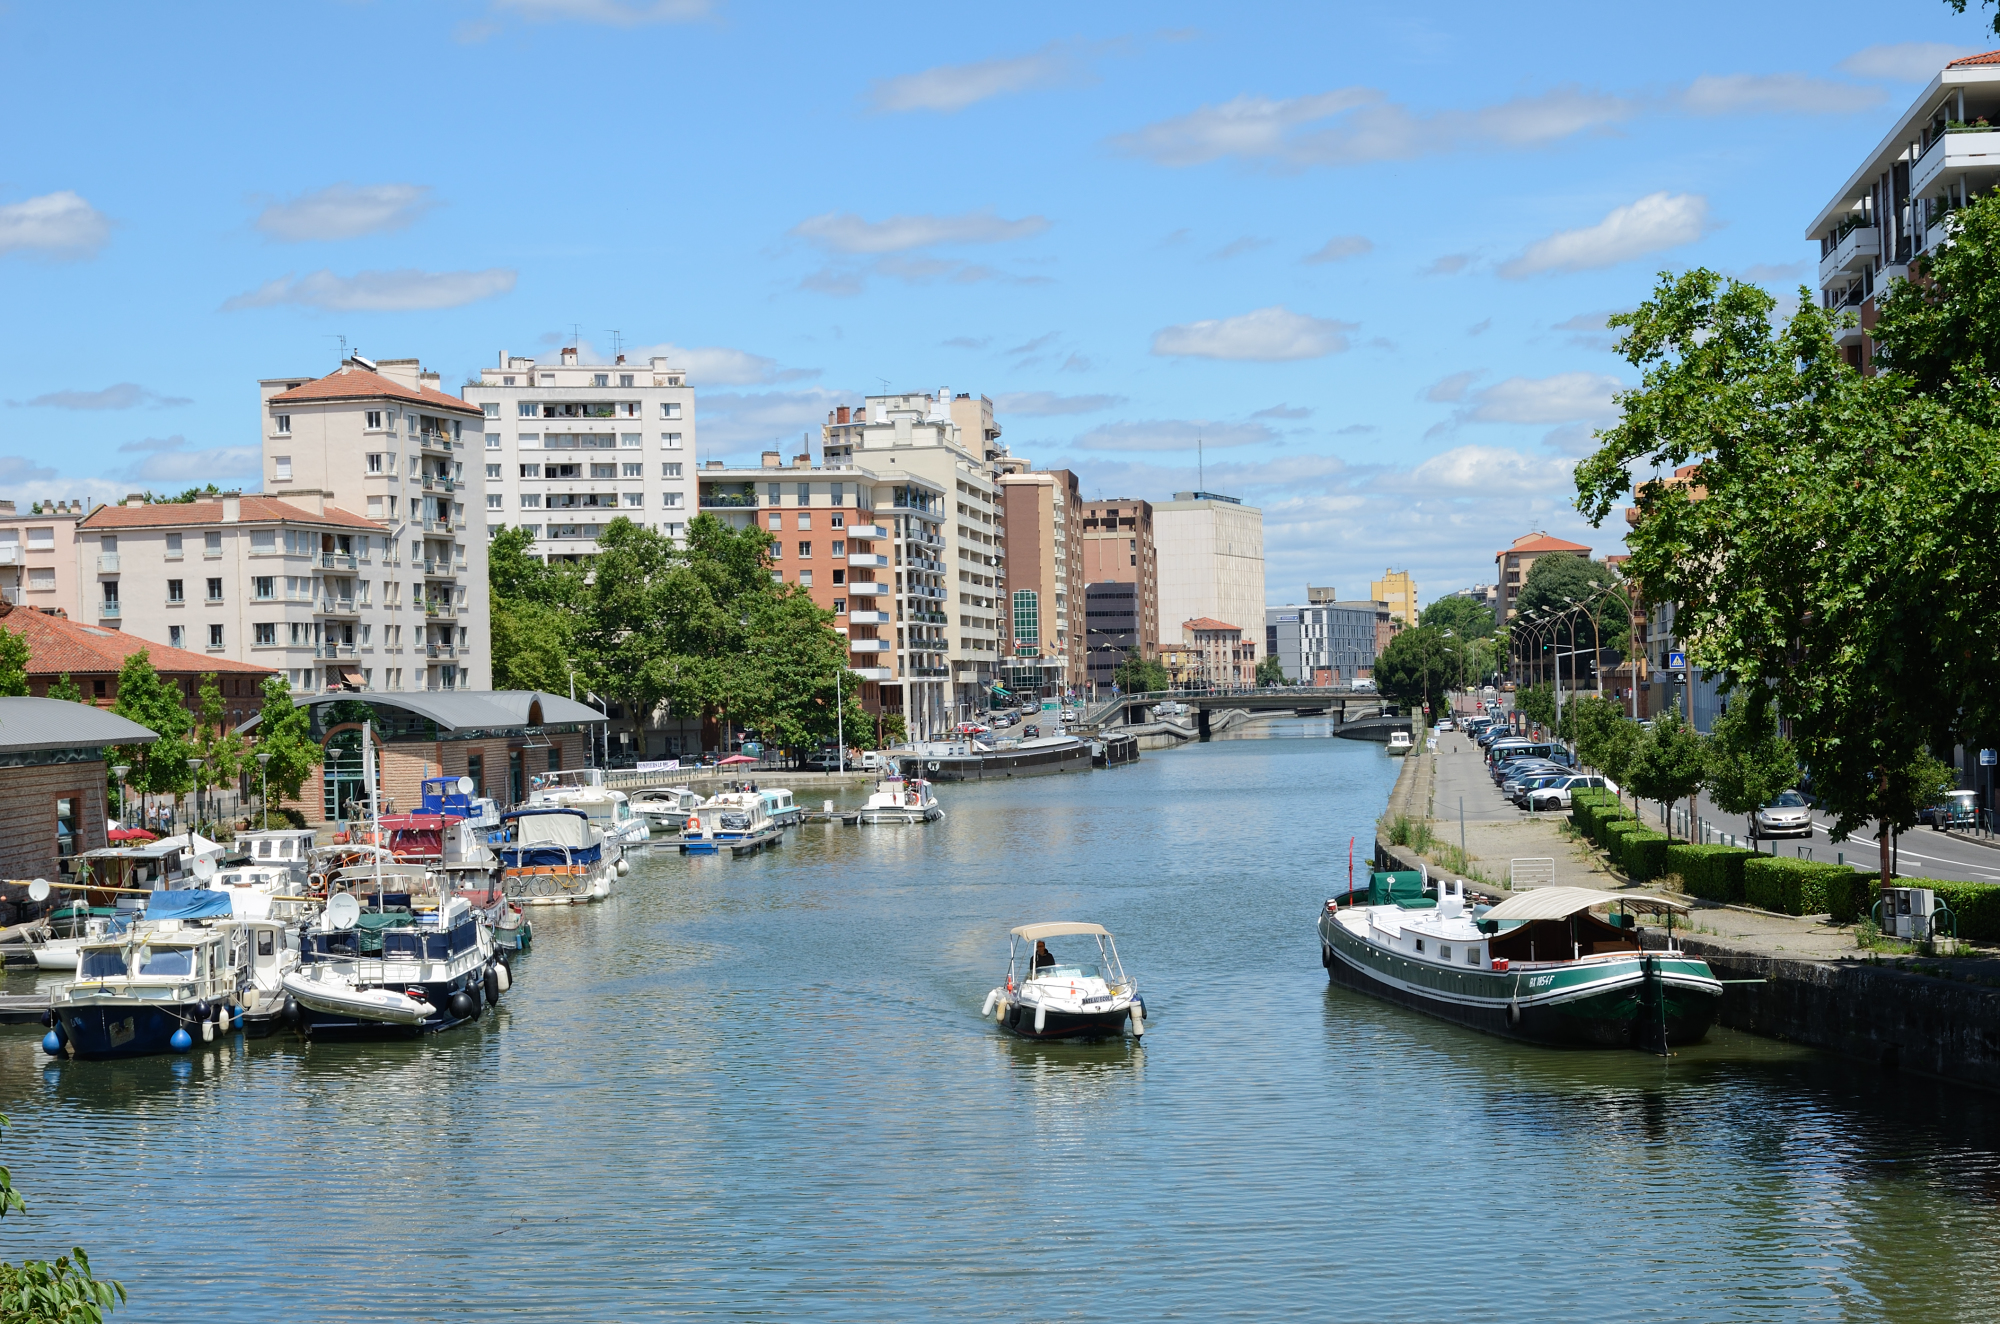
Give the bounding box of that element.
[97,553,120,573]
[422,559,457,577]
[426,644,458,659]
[846,523,889,539]
[848,639,892,654]
[847,581,889,597]
[319,597,358,615]
[847,552,889,569]
[1817,224,1879,288]
[1914,125,2000,198]
[850,667,894,682]
[314,644,358,660]
[422,476,457,493]
[423,518,453,534]
[699,492,757,509]
[98,600,120,618]
[418,431,454,454]
[320,553,358,571]
[424,602,455,618]
[847,610,892,625]
[0,546,16,565]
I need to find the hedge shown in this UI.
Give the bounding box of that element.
[1742,856,1870,920]
[1570,789,1619,838]
[1602,820,1648,867]
[1666,843,1755,905]
[1619,829,1671,882]
[1863,877,2000,942]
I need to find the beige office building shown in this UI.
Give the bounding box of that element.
[258,357,491,690]
[997,468,1083,696]
[1370,569,1418,626]
[822,389,1009,716]
[1154,491,1265,648]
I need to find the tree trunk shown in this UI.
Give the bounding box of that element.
[1879,817,1892,888]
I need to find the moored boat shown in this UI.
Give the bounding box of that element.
[498,806,620,905]
[1092,732,1140,768]
[981,922,1145,1040]
[45,889,254,1058]
[898,735,1092,782]
[758,786,802,827]
[633,787,704,833]
[1386,730,1414,756]
[530,768,650,845]
[282,876,505,1040]
[1317,877,1720,1051]
[856,774,942,824]
[680,792,783,856]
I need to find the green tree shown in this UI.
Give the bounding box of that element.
[1512,555,1628,689]
[1948,0,2000,35]
[1417,595,1495,639]
[0,1113,127,1322]
[252,674,321,805]
[1374,626,1453,713]
[1704,688,1799,841]
[0,627,28,697]
[190,674,247,824]
[1516,683,1556,732]
[109,653,193,799]
[1626,708,1708,840]
[1254,653,1288,686]
[1113,654,1169,693]
[730,589,869,753]
[491,599,574,692]
[46,673,86,704]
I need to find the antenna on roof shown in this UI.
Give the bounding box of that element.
[325,334,349,366]
[1198,435,1205,491]
[607,329,623,358]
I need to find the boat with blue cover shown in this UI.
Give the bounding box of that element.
[46,889,254,1059]
[498,806,621,905]
[680,791,783,856]
[418,775,505,844]
[1317,876,1721,1051]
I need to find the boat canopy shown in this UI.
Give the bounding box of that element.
[515,811,593,848]
[1011,921,1111,940]
[1480,887,1689,922]
[146,889,235,921]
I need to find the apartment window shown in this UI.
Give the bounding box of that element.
[207,624,224,649]
[486,464,503,479]
[274,456,292,480]
[660,402,681,419]
[832,598,846,615]
[519,464,541,478]
[623,493,644,507]
[619,374,634,387]
[409,455,421,476]
[482,402,500,418]
[797,542,812,558]
[368,496,385,517]
[253,576,274,600]
[663,492,682,508]
[251,529,275,553]
[486,433,501,450]
[1013,590,1040,645]
[662,462,681,477]
[831,540,846,556]
[487,494,504,510]
[593,374,609,387]
[254,622,276,646]
[831,513,845,529]
[521,494,541,509]
[620,463,643,477]
[165,532,182,557]
[591,462,616,479]
[205,532,221,556]
[767,513,781,530]
[799,570,813,587]
[366,410,383,429]
[273,414,291,435]
[620,433,640,449]
[662,432,683,449]
[367,453,384,473]
[797,513,812,531]
[831,569,845,585]
[169,625,184,649]
[517,402,539,420]
[167,579,184,603]
[206,577,223,602]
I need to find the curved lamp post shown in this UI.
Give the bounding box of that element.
[186,756,204,838]
[256,752,272,828]
[111,763,129,833]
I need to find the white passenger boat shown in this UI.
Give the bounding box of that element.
[207,864,313,921]
[680,792,783,856]
[230,829,317,886]
[45,889,261,1058]
[282,875,505,1039]
[1386,730,1414,755]
[981,922,1145,1040]
[856,774,941,824]
[498,806,621,905]
[759,786,802,827]
[531,768,650,845]
[633,787,704,833]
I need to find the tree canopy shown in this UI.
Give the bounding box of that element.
[253,675,321,805]
[1374,626,1454,712]
[0,628,28,698]
[1417,595,1495,639]
[1113,653,1169,693]
[109,653,193,797]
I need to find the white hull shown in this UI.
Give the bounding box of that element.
[283,969,435,1025]
[32,939,83,971]
[858,807,943,824]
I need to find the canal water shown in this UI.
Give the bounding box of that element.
[7,726,2000,1322]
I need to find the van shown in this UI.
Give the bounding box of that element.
[860,750,894,772]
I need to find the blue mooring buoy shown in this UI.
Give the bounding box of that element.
[42,1030,61,1056]
[169,1027,193,1052]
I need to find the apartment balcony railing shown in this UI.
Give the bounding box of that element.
[422,559,457,577]
[424,602,455,618]
[847,639,893,654]
[1914,125,2000,197]
[98,600,120,618]
[850,666,894,682]
[423,518,453,534]
[846,523,889,539]
[699,493,757,508]
[319,597,358,615]
[847,609,892,625]
[1818,224,1880,288]
[426,644,458,659]
[846,552,890,569]
[314,644,358,659]
[418,431,454,454]
[96,553,120,573]
[905,608,948,625]
[913,666,951,678]
[320,552,358,570]
[846,581,889,597]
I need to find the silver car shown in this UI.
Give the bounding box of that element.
[1753,789,1814,839]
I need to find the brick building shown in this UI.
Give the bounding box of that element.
[0,601,276,727]
[0,697,157,922]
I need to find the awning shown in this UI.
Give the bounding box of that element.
[1481,886,1690,922]
[1010,921,1110,940]
[340,669,365,686]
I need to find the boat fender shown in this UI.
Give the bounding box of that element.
[195,999,212,1022]
[981,990,999,1018]
[170,1027,193,1053]
[495,961,512,992]
[1130,1003,1145,1037]
[448,992,476,1018]
[1034,1005,1047,1034]
[39,1009,52,1028]
[42,1030,61,1056]
[485,967,502,1004]
[617,858,631,876]
[281,995,299,1026]
[1321,943,1332,969]
[1507,1000,1521,1026]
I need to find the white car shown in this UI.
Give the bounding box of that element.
[1524,774,1617,812]
[1435,719,1455,732]
[1753,790,1814,838]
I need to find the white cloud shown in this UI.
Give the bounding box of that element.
[1304,235,1372,263]
[1679,73,1882,115]
[1500,192,1710,278]
[1253,403,1312,420]
[1150,305,1355,361]
[1841,42,1979,81]
[1738,260,1809,283]
[792,209,1049,254]
[490,0,708,24]
[16,383,191,410]
[223,268,517,312]
[1463,373,1625,425]
[1424,371,1480,404]
[1424,253,1472,276]
[0,191,110,259]
[1069,419,1275,453]
[115,435,260,485]
[697,388,848,457]
[995,391,1125,416]
[866,43,1081,113]
[1397,444,1576,495]
[1555,308,1632,351]
[255,183,435,242]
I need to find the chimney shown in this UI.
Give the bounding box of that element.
[0,499,13,514]
[793,454,811,469]
[222,494,241,523]
[705,460,724,470]
[560,347,579,366]
[837,405,851,424]
[124,493,146,507]
[615,354,626,365]
[420,370,441,393]
[761,451,781,468]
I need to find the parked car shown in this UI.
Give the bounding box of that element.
[1435,718,1455,732]
[1920,789,1980,831]
[803,750,851,771]
[1525,774,1615,812]
[1501,764,1569,799]
[1511,772,1573,807]
[1752,789,1815,839]
[1352,679,1376,692]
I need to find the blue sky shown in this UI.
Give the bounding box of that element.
[0,1,1987,606]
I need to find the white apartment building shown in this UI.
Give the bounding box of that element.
[0,500,85,608]
[463,348,698,560]
[821,390,1006,715]
[697,454,950,739]
[1154,491,1266,648]
[1809,47,2000,371]
[258,357,490,690]
[73,493,401,693]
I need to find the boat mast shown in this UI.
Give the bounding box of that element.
[365,719,383,912]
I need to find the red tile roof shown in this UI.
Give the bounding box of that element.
[1948,49,2000,67]
[79,495,383,533]
[1497,533,1591,560]
[266,365,483,417]
[0,604,276,678]
[1183,617,1241,632]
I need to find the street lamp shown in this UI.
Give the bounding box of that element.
[256,752,272,829]
[111,764,129,832]
[186,757,204,839]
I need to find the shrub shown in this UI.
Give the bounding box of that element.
[1620,829,1670,882]
[1666,843,1755,904]
[1602,820,1647,866]
[1861,877,2000,942]
[1595,813,1641,853]
[1743,856,1866,917]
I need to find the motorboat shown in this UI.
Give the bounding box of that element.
[530,768,650,846]
[982,922,1145,1039]
[633,787,704,833]
[370,812,501,897]
[759,786,801,827]
[1316,877,1722,1051]
[281,868,505,1039]
[899,734,1092,781]
[1386,730,1414,756]
[27,902,129,971]
[229,829,317,886]
[498,806,621,905]
[417,775,504,842]
[856,775,942,824]
[207,864,313,922]
[680,792,783,856]
[45,889,254,1058]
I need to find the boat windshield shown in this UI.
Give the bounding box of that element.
[1034,964,1100,981]
[138,946,198,977]
[78,948,128,979]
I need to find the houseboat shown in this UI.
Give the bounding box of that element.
[898,734,1092,782]
[681,792,783,856]
[229,829,318,886]
[759,786,801,827]
[498,806,620,905]
[531,768,650,845]
[45,889,252,1058]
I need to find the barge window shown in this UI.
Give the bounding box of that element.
[1414,939,1424,953]
[138,947,195,977]
[79,949,128,979]
[1468,946,1482,966]
[1439,945,1451,960]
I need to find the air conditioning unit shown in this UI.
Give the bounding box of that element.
[1882,886,1936,941]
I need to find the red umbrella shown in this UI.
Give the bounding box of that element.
[718,754,758,765]
[108,827,157,843]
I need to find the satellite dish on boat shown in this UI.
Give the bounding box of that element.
[325,893,362,932]
[27,878,49,902]
[193,855,217,882]
[458,776,475,796]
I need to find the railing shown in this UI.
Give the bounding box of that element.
[320,597,357,614]
[418,431,453,451]
[424,602,454,618]
[320,553,358,570]
[426,644,457,658]
[314,644,358,659]
[699,494,757,508]
[97,553,120,573]
[98,600,120,618]
[423,518,453,533]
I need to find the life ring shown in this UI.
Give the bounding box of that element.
[927,761,939,772]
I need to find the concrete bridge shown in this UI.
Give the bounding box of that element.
[1080,687,1390,735]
